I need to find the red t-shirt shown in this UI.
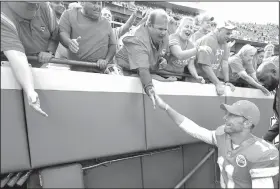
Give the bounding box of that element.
[194,32,229,79]
[1,2,59,55]
[59,8,116,62]
[115,24,165,71]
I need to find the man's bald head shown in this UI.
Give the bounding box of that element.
[146,9,168,45]
[146,9,169,26]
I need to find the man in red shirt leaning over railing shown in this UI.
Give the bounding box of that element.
[1,1,60,117]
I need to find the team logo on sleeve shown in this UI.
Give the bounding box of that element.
[236,154,247,167]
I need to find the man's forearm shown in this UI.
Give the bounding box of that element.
[105,44,116,63]
[221,61,229,82]
[241,74,263,89]
[201,64,220,85]
[120,13,137,36]
[175,48,197,60]
[4,50,34,94]
[47,39,59,54]
[250,72,259,83]
[188,61,199,79]
[138,67,153,93]
[59,32,71,49]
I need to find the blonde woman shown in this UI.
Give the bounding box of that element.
[228,44,270,95]
[163,16,212,83]
[263,43,275,60]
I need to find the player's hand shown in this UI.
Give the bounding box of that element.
[26,90,48,117]
[154,94,168,110]
[38,52,53,63]
[158,57,167,70]
[97,59,109,70]
[225,82,235,91]
[195,76,205,84]
[69,36,81,53]
[215,83,225,96]
[146,86,156,109]
[198,45,212,54]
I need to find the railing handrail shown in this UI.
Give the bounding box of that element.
[26,56,193,78]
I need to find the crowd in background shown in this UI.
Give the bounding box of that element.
[1,1,279,116]
[112,2,197,21]
[113,1,279,45]
[229,21,279,44]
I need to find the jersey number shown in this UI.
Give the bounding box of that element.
[218,156,235,188]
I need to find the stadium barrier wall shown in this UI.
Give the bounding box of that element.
[1,67,273,178]
[1,67,31,174]
[23,68,146,168]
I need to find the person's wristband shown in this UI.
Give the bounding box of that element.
[165,104,169,111]
[144,85,154,95]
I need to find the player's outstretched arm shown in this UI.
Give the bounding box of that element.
[155,95,216,145]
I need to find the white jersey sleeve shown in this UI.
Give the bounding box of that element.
[179,117,217,146]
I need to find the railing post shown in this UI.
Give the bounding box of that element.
[174,148,216,189]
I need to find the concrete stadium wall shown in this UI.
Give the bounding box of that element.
[1,68,31,174]
[1,67,274,187]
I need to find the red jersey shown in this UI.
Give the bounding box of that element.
[179,119,279,188]
[215,126,279,188]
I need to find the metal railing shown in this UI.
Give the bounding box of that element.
[26,56,193,78]
[174,148,216,189]
[82,146,182,170]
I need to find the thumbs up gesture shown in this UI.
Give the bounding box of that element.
[69,36,81,53]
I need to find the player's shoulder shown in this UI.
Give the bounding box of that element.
[246,137,278,162]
